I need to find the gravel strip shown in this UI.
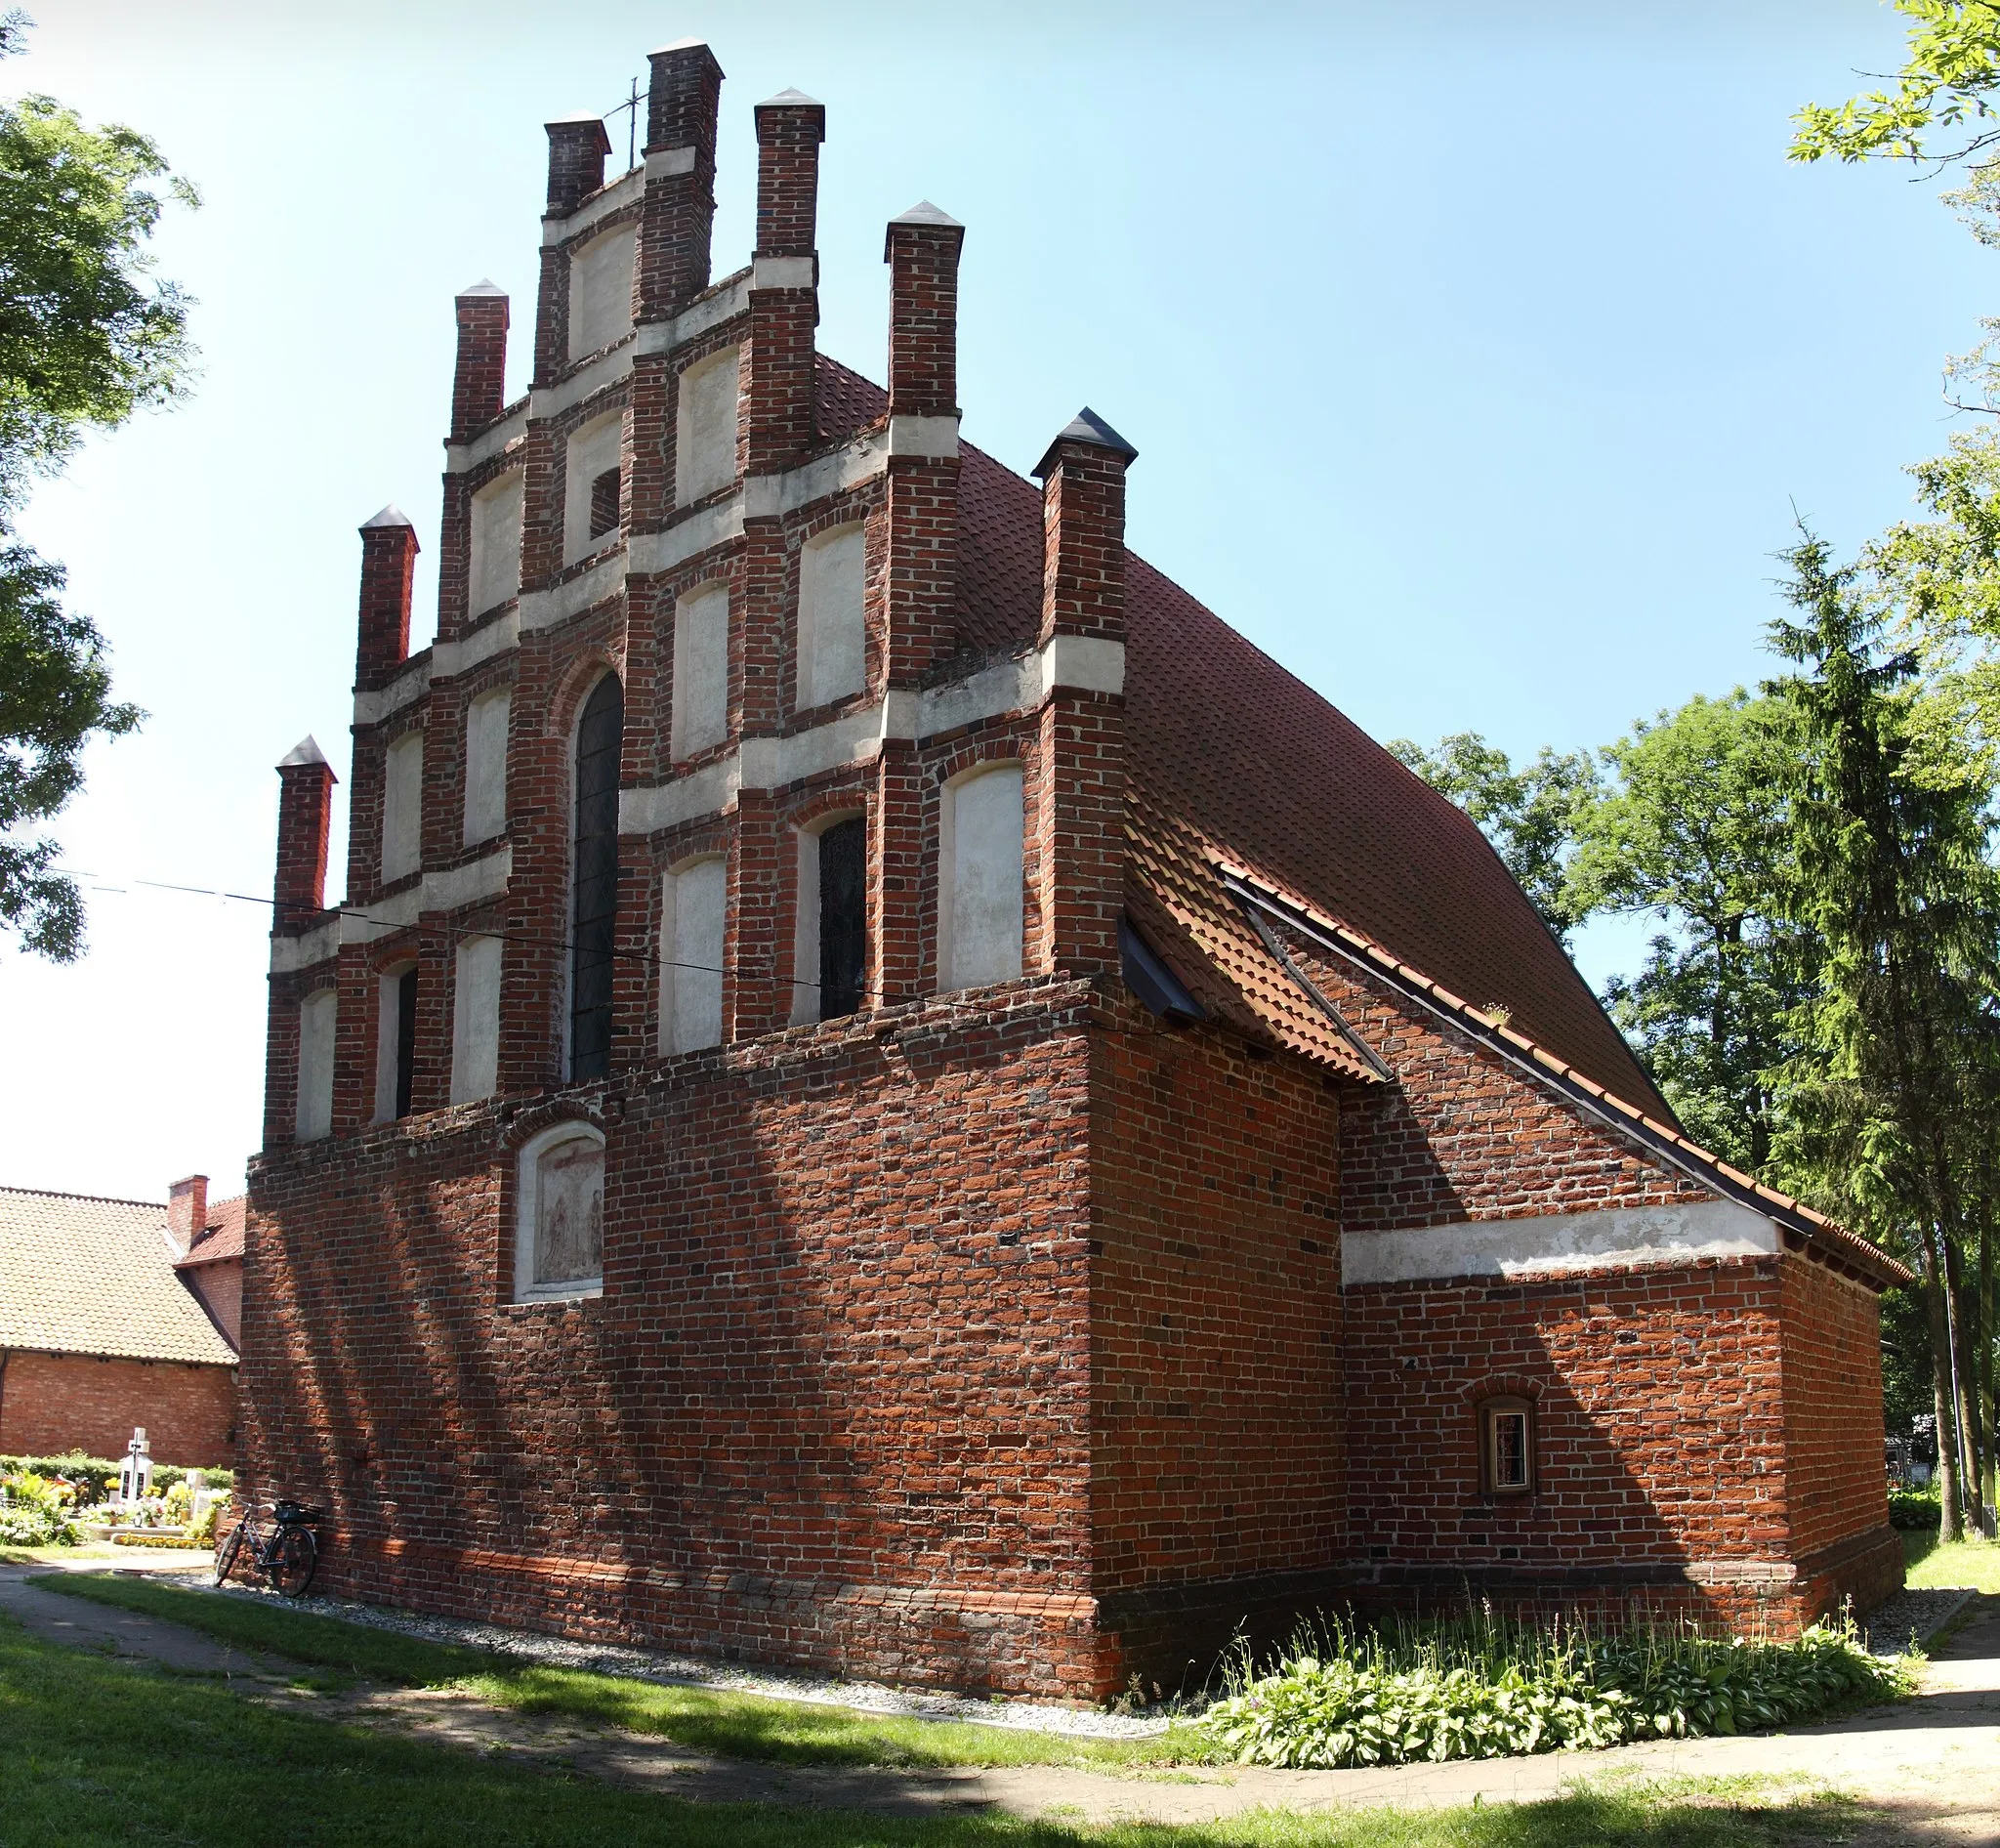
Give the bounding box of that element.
[1860,1586,1976,1657]
[209,1581,1174,1740]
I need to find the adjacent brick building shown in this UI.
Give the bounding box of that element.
[0,1179,241,1466]
[241,43,1909,1699]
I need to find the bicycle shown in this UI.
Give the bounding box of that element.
[213,1498,321,1597]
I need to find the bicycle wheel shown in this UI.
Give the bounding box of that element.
[213,1521,246,1587]
[270,1525,317,1598]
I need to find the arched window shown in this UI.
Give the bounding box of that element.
[570,674,622,1081]
[515,1119,605,1302]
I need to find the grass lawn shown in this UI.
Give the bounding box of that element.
[0,1540,209,1566]
[0,1610,1881,1848]
[1900,1529,2000,1593]
[33,1573,1206,1771]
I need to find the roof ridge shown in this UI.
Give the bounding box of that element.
[1215,860,1912,1288]
[0,1184,161,1210]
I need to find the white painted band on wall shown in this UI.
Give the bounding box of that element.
[530,339,635,424]
[751,255,815,291]
[626,497,746,575]
[618,636,1128,836]
[354,654,436,728]
[886,414,960,460]
[444,411,527,476]
[1340,1198,1781,1288]
[541,165,643,245]
[271,845,516,967]
[436,612,520,680]
[635,273,750,357]
[644,146,698,180]
[519,551,627,633]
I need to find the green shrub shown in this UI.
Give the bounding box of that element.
[1889,1484,1941,1530]
[0,1454,234,1503]
[0,1472,75,1546]
[1197,1606,1912,1769]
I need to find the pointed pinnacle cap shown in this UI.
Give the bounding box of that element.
[361,504,416,531]
[457,277,506,298]
[1033,406,1138,479]
[890,199,963,230]
[758,87,822,108]
[278,735,331,772]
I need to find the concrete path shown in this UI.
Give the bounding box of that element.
[7,1559,2000,1838]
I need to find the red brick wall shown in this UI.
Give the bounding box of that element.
[1088,992,1346,1687]
[0,1351,237,1467]
[244,982,1104,1696]
[181,1261,242,1351]
[1779,1255,1899,1616]
[1288,934,1712,1230]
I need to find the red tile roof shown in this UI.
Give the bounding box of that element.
[814,356,1670,1115]
[177,1195,245,1268]
[0,1187,240,1365]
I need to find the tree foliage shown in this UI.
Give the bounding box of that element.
[1791,1,2000,173]
[0,12,195,958]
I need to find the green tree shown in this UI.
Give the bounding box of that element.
[1568,693,1804,1172]
[0,10,196,959]
[1791,1,2000,174]
[1385,733,1600,944]
[1767,531,2000,1542]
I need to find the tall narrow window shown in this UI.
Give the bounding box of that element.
[569,674,623,1081]
[375,964,418,1120]
[938,763,1024,992]
[463,689,510,847]
[661,857,725,1054]
[381,731,424,885]
[817,817,866,1020]
[295,989,336,1143]
[796,525,866,710]
[450,935,503,1104]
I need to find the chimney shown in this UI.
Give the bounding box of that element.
[355,506,418,691]
[273,735,335,927]
[166,1175,208,1255]
[450,281,509,441]
[545,113,611,218]
[1033,408,1137,647]
[885,201,964,420]
[636,40,725,318]
[745,90,824,474]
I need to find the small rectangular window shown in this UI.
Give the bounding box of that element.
[589,467,621,540]
[1480,1398,1535,1497]
[374,965,418,1121]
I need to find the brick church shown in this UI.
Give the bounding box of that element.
[242,41,1908,1699]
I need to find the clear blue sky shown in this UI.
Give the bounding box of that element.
[5,0,1986,1199]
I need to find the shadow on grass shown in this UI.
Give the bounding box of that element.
[0,1610,1891,1846]
[30,1573,1198,1771]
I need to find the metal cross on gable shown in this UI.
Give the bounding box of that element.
[605,75,647,174]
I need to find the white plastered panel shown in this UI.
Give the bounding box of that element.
[796,524,866,711]
[676,345,740,504]
[469,471,523,617]
[563,411,624,565]
[462,691,510,847]
[381,732,424,885]
[662,857,726,1054]
[295,990,336,1142]
[672,582,729,761]
[568,224,635,361]
[450,935,503,1104]
[940,764,1024,991]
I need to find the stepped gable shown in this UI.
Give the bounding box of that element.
[814,353,1667,1115]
